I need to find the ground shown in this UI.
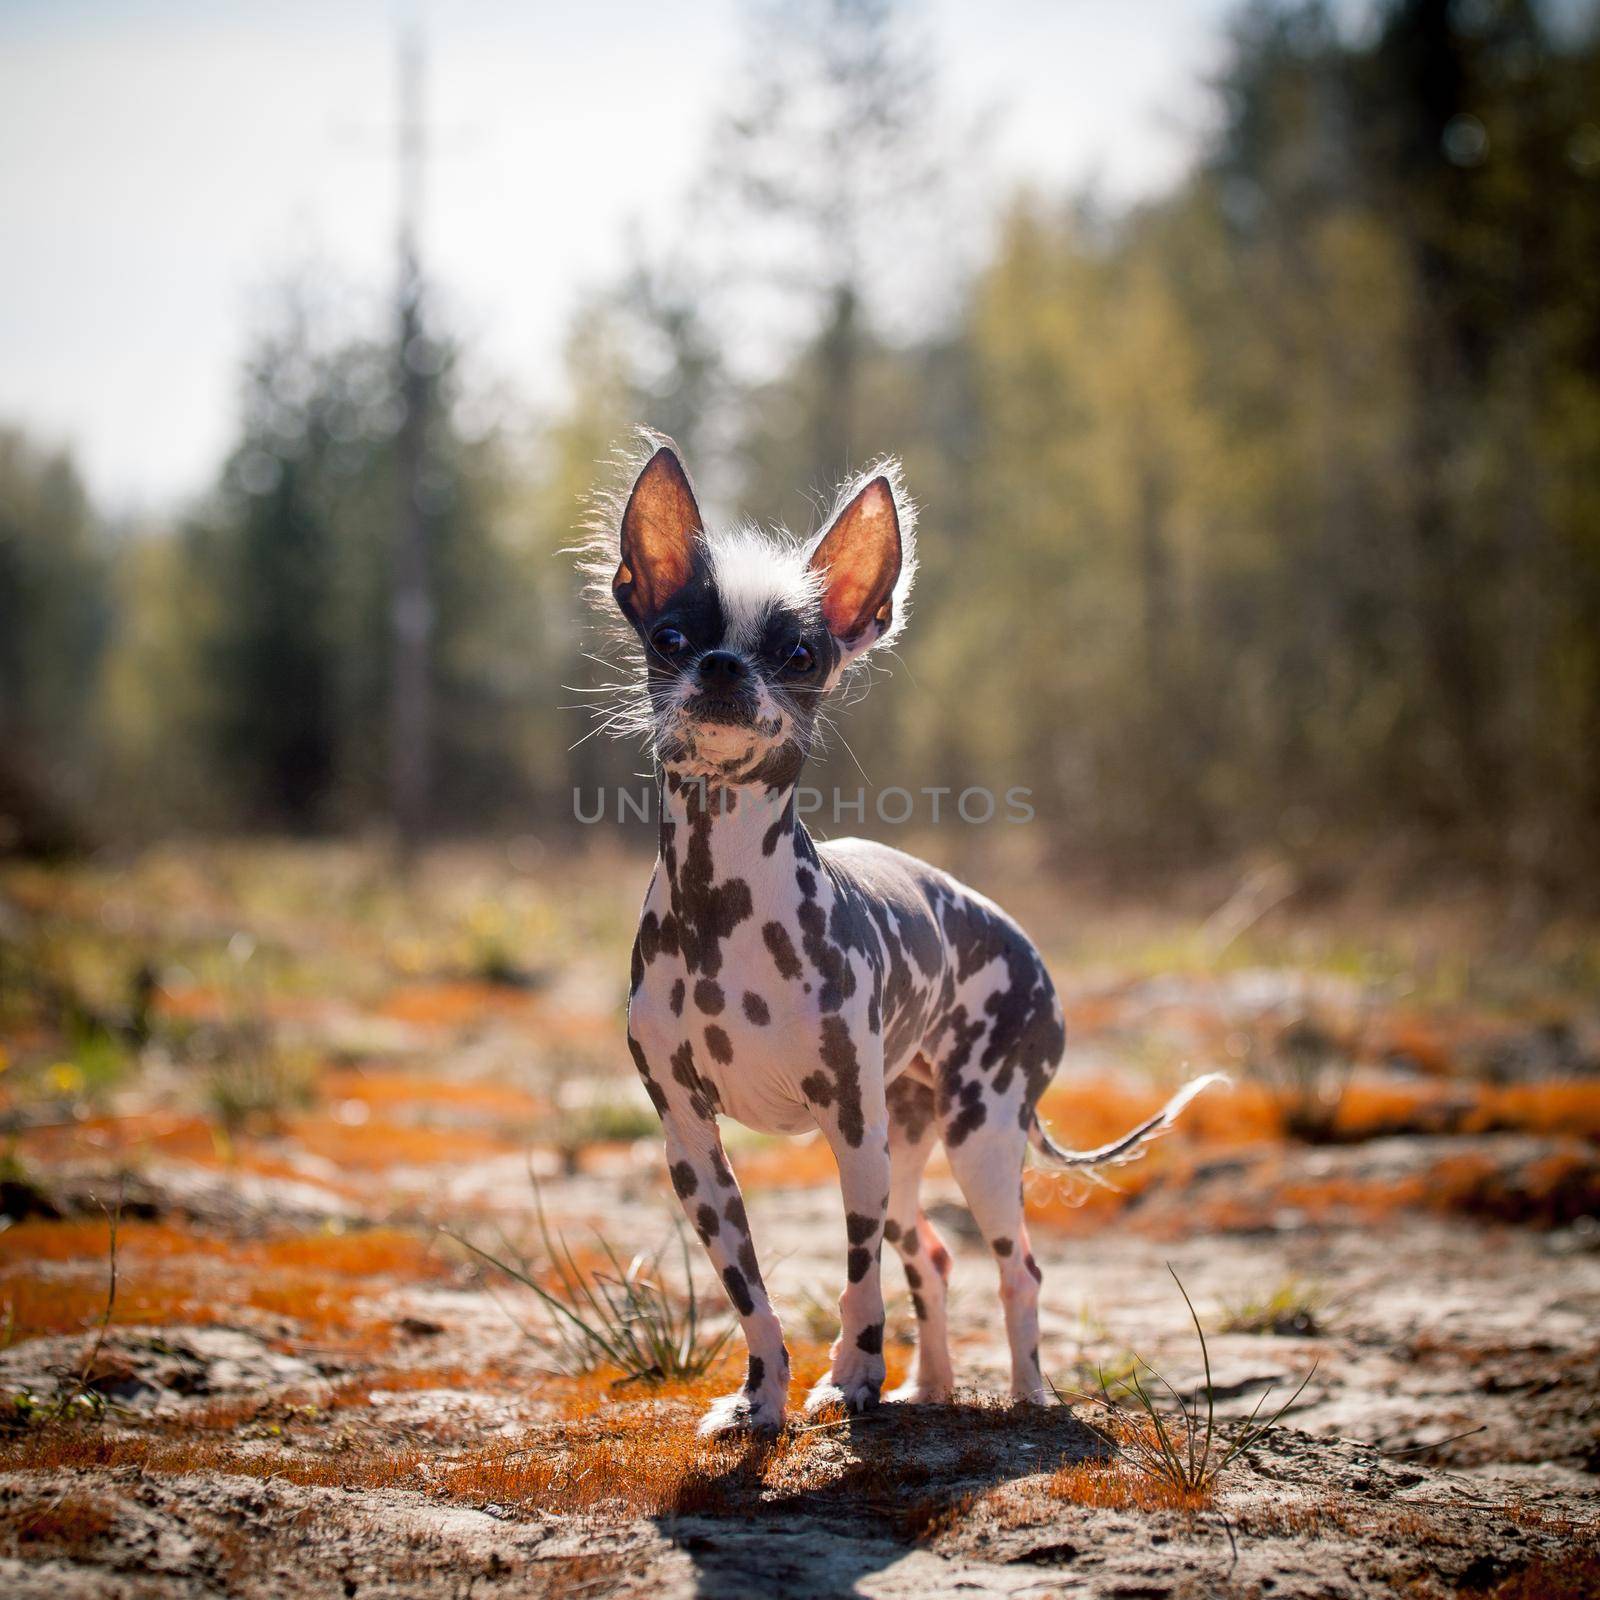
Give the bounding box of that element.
[0,841,1596,1598]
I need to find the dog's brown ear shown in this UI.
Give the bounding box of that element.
[809,475,903,647]
[615,447,704,624]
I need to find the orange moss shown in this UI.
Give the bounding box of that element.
[0,1220,459,1348]
[319,1067,547,1119]
[0,1491,118,1551]
[736,1135,840,1189]
[256,1227,454,1280]
[377,982,538,1027]
[0,1428,423,1490]
[1046,1460,1212,1512]
[0,1218,232,1267]
[1,1271,204,1338]
[1472,1081,1600,1139]
[284,1114,517,1169]
[433,1409,814,1515]
[1036,1078,1279,1151]
[16,1113,223,1165]
[1484,1554,1600,1600]
[1,1219,455,1282]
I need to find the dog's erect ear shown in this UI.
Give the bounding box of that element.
[808,475,905,659]
[615,447,704,625]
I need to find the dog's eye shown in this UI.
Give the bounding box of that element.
[651,627,689,659]
[783,641,816,674]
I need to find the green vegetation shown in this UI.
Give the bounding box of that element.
[3,1,1598,892]
[1218,1278,1328,1338]
[1057,1267,1318,1496]
[451,1179,735,1384]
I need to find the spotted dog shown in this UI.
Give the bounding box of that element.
[582,437,1222,1435]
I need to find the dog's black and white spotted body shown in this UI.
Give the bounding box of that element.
[587,439,1221,1434]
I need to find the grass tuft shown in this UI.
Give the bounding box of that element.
[448,1174,733,1384]
[1217,1277,1326,1336]
[1054,1265,1316,1499]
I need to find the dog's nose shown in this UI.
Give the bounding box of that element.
[696,650,746,690]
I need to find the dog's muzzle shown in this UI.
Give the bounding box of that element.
[685,649,761,727]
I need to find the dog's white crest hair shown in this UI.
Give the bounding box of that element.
[705,524,824,650]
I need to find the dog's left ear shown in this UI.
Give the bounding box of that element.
[808,469,915,664]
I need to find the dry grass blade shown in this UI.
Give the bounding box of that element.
[1051,1264,1317,1497]
[444,1175,732,1384]
[26,1194,124,1428]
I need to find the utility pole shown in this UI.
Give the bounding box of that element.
[390,23,432,854]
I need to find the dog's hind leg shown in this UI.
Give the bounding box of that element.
[883,1072,954,1403]
[943,1118,1049,1404]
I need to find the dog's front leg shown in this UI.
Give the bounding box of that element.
[803,1088,891,1415]
[659,1113,790,1435]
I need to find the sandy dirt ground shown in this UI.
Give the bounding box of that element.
[1,846,1596,1597]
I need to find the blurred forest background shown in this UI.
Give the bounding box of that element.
[4,0,1599,894]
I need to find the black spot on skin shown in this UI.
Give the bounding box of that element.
[1025,1253,1042,1283]
[669,1161,698,1199]
[933,887,1066,1126]
[801,1015,865,1147]
[742,991,770,1025]
[723,1265,754,1316]
[711,1148,734,1187]
[887,1074,936,1145]
[846,1211,879,1246]
[746,1356,765,1392]
[670,1039,719,1121]
[930,1244,952,1280]
[904,1262,922,1290]
[911,1293,927,1320]
[737,1237,762,1287]
[704,1024,733,1064]
[882,1219,901,1244]
[627,1035,669,1117]
[793,865,858,1014]
[762,922,803,980]
[855,1322,884,1355]
[760,791,795,857]
[936,1013,989,1147]
[846,1247,872,1283]
[695,1204,720,1241]
[694,979,725,1016]
[992,1236,1014,1257]
[723,1197,749,1234]
[668,781,754,982]
[669,978,686,1016]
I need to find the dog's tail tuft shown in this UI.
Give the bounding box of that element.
[1027,1073,1228,1175]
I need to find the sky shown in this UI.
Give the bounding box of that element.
[0,0,1235,512]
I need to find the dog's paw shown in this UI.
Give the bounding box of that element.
[804,1370,882,1417]
[885,1378,953,1405]
[697,1389,785,1437]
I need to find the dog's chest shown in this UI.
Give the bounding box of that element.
[632,832,880,1134]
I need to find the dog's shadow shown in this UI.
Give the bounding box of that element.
[650,1401,1110,1599]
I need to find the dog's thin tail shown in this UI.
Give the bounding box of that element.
[1027,1073,1228,1174]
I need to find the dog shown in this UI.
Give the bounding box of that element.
[580,436,1222,1434]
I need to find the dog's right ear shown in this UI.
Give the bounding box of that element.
[614,447,704,626]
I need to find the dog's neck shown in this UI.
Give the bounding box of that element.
[656,765,807,896]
